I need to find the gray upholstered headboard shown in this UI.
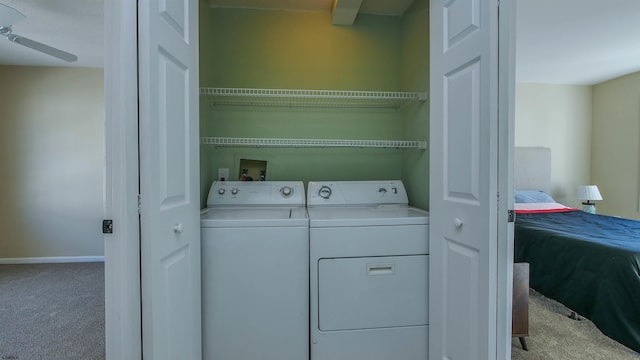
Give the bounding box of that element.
[514,147,551,193]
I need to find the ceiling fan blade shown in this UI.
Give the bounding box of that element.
[0,3,25,26]
[8,34,77,62]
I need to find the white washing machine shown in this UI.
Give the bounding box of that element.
[307,180,429,360]
[201,181,309,360]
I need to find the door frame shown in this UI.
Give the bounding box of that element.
[497,0,517,358]
[104,0,142,358]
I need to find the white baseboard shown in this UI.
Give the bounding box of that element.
[0,256,105,264]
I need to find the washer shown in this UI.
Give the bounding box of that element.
[201,181,309,360]
[307,180,429,360]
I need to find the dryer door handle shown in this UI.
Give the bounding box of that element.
[367,263,395,275]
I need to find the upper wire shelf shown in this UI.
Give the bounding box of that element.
[200,87,428,109]
[201,137,427,149]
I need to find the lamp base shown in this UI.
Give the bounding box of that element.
[581,203,596,214]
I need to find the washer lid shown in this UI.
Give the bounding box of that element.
[200,207,309,228]
[308,205,429,227]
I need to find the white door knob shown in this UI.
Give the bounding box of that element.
[173,223,183,234]
[454,218,463,228]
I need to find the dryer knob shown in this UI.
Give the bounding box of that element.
[281,186,293,197]
[318,186,332,199]
[231,188,239,195]
[217,188,226,195]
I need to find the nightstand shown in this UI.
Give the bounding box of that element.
[512,262,529,351]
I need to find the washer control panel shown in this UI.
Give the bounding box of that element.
[207,181,305,207]
[307,180,409,206]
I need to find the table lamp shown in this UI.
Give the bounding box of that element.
[577,185,602,214]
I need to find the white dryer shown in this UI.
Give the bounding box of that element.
[201,181,309,360]
[307,180,429,360]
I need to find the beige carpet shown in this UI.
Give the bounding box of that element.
[0,262,105,360]
[512,290,640,359]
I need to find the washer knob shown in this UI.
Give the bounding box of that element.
[231,188,239,195]
[281,186,293,197]
[217,188,225,195]
[318,186,332,199]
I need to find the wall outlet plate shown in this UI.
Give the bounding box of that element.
[218,168,229,181]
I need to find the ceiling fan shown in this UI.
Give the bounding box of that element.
[0,3,77,62]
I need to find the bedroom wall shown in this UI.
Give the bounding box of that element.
[515,83,592,206]
[592,71,640,219]
[0,66,105,261]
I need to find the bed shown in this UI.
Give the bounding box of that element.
[513,147,640,354]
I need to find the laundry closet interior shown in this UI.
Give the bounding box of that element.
[198,0,430,208]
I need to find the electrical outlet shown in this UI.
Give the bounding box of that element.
[218,168,229,181]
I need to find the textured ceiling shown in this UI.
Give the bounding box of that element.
[1,0,639,85]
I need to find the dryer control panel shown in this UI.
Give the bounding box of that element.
[207,181,305,207]
[307,180,409,206]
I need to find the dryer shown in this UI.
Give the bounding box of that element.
[307,180,429,360]
[201,181,309,360]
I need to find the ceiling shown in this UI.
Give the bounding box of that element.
[1,0,639,85]
[516,0,640,85]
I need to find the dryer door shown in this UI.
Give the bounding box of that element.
[318,255,428,331]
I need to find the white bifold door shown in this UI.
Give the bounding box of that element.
[430,0,514,359]
[138,0,201,359]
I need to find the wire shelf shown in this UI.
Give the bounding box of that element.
[200,87,428,108]
[201,137,427,149]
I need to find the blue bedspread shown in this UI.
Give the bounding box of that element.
[515,210,640,354]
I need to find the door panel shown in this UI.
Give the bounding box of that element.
[158,50,189,208]
[445,59,481,202]
[430,0,499,358]
[444,0,480,49]
[138,0,200,359]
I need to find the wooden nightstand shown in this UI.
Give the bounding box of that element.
[512,262,529,351]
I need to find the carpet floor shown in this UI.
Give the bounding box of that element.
[512,289,640,359]
[3,263,638,359]
[0,262,105,360]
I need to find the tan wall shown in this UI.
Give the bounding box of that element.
[592,71,640,219]
[0,66,104,259]
[515,83,592,206]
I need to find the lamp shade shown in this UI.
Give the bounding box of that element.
[577,185,603,202]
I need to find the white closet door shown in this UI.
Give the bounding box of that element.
[138,0,201,359]
[429,0,506,358]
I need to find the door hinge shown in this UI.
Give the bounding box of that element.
[102,219,114,234]
[137,194,142,214]
[507,210,515,223]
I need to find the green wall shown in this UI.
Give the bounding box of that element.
[199,3,429,209]
[401,0,430,210]
[200,7,402,89]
